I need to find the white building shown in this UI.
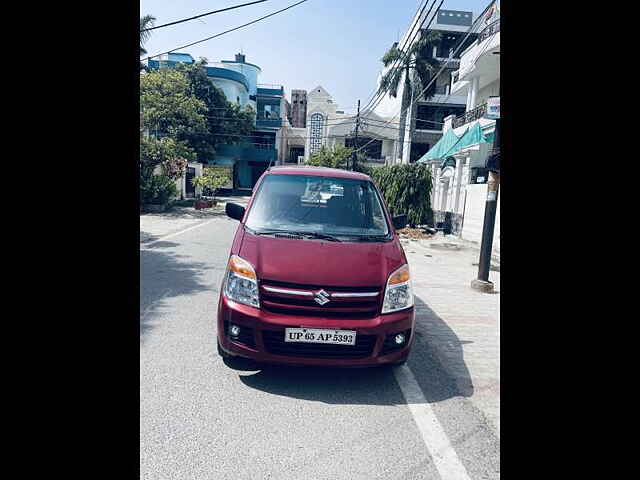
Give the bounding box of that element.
[280,86,399,166]
[372,8,478,164]
[422,1,500,252]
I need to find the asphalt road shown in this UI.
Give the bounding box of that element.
[140,216,500,480]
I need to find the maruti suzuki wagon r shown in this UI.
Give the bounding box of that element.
[217,166,414,367]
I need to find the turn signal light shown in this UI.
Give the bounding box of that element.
[228,255,257,280]
[388,265,410,285]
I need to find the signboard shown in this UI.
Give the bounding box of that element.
[486,96,500,119]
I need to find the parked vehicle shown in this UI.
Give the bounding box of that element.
[218,166,414,367]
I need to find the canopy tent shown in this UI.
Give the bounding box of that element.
[417,128,462,163]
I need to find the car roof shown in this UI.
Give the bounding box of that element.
[266,166,371,181]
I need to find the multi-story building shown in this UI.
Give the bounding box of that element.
[420,1,500,249]
[144,52,288,192]
[373,8,478,164]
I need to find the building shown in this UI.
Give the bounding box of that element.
[278,86,399,167]
[419,1,500,252]
[289,89,307,128]
[144,52,288,193]
[373,8,478,164]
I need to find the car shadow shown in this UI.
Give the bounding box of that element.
[140,246,212,341]
[237,296,473,406]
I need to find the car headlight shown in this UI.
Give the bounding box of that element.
[382,264,414,314]
[223,255,259,308]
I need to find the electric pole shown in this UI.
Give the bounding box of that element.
[471,91,500,293]
[351,99,360,171]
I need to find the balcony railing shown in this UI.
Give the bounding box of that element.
[478,19,500,44]
[452,103,486,129]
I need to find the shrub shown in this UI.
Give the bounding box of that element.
[370,163,433,227]
[140,174,178,205]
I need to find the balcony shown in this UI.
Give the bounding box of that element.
[453,19,500,88]
[452,103,486,129]
[256,114,282,129]
[257,84,284,97]
[217,143,277,163]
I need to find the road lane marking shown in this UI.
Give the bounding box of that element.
[141,219,217,248]
[393,365,472,480]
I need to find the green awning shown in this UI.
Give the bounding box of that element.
[417,128,462,162]
[447,122,488,154]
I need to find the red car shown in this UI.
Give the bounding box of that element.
[217,166,414,367]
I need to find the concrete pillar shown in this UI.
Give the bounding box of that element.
[453,156,464,215]
[401,94,415,164]
[443,114,456,133]
[469,77,479,110]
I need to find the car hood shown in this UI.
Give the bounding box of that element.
[238,231,406,288]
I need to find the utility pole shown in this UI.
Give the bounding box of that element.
[471,93,500,293]
[351,99,360,171]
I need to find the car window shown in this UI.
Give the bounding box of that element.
[245,174,389,237]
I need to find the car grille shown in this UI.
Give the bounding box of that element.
[262,330,376,359]
[260,279,382,319]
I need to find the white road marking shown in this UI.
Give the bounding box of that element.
[393,365,472,480]
[141,220,216,248]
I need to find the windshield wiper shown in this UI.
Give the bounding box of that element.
[294,231,342,242]
[249,228,341,242]
[352,234,390,242]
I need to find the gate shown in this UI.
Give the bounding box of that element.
[185,167,196,198]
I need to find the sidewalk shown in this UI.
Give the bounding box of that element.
[404,234,500,437]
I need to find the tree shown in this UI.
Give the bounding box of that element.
[306,145,372,176]
[140,68,208,140]
[174,60,255,163]
[140,15,155,71]
[378,30,442,160]
[140,136,192,205]
[370,163,433,228]
[306,145,354,169]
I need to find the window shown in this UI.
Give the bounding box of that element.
[245,174,389,238]
[309,113,325,154]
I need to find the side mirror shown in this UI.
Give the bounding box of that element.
[226,202,246,221]
[392,214,407,230]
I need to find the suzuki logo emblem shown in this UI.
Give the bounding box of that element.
[313,289,330,305]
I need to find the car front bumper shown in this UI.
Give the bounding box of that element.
[217,294,415,367]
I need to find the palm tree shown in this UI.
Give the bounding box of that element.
[378,30,442,161]
[140,15,156,71]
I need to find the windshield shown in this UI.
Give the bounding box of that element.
[245,174,389,237]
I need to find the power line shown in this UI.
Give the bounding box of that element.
[359,0,433,115]
[352,0,495,157]
[143,0,309,61]
[361,0,439,116]
[142,1,269,32]
[358,0,430,113]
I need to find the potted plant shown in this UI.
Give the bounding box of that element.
[191,167,230,209]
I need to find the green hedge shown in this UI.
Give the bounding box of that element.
[370,163,433,227]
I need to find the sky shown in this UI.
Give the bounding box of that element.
[140,0,489,114]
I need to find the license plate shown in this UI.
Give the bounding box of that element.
[284,328,357,346]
